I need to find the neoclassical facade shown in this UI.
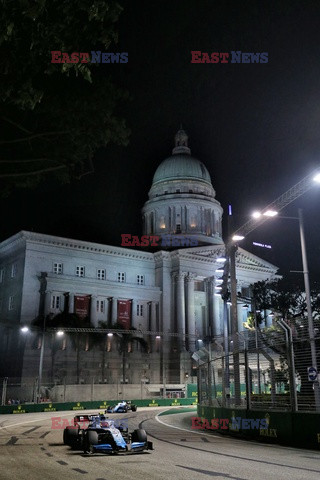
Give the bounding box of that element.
[0,130,278,385]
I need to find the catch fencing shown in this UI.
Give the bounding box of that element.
[197,317,320,412]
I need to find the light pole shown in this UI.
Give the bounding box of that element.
[297,208,320,409]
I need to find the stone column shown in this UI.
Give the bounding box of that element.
[151,302,157,332]
[112,297,118,324]
[186,273,196,351]
[44,290,51,316]
[205,277,215,338]
[107,297,112,326]
[37,272,47,318]
[176,272,186,349]
[68,293,74,313]
[90,295,97,327]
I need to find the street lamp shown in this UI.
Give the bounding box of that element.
[313,173,320,183]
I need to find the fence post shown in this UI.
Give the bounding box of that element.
[278,320,298,412]
[91,377,94,401]
[63,377,66,402]
[1,377,8,406]
[244,349,251,410]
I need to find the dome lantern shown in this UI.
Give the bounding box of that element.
[172,129,191,155]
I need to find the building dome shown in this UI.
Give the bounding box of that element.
[142,129,223,246]
[153,154,212,185]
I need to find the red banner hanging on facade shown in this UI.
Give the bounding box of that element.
[74,295,91,319]
[117,299,132,329]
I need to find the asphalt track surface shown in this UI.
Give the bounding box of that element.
[0,407,320,480]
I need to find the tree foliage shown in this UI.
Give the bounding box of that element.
[0,0,130,194]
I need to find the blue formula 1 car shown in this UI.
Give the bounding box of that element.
[82,415,153,454]
[106,400,137,413]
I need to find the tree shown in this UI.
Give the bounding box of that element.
[33,311,96,384]
[0,0,130,195]
[111,323,149,384]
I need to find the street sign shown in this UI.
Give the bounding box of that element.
[307,366,318,381]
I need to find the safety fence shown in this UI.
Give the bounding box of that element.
[197,316,320,412]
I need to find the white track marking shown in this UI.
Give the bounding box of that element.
[155,412,223,439]
[0,411,76,431]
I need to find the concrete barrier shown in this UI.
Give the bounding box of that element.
[0,397,197,415]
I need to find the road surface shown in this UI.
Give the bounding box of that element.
[0,407,319,480]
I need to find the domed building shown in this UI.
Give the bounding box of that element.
[0,129,279,397]
[142,129,223,245]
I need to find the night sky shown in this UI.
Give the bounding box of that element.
[1,0,320,284]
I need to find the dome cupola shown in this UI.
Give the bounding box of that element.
[142,129,223,246]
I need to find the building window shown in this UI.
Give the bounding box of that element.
[11,263,17,278]
[51,295,61,310]
[159,215,166,229]
[118,272,125,283]
[176,223,181,233]
[76,266,85,277]
[137,275,145,285]
[96,300,104,313]
[190,216,197,228]
[137,304,143,316]
[0,269,4,283]
[53,263,63,274]
[97,269,106,280]
[8,296,14,311]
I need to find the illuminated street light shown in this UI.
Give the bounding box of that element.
[232,234,245,241]
[56,330,64,336]
[21,326,29,333]
[156,335,161,339]
[313,173,320,183]
[107,333,113,337]
[217,257,227,263]
[252,210,278,218]
[263,210,278,217]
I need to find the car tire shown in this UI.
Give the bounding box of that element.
[87,430,99,445]
[131,405,137,412]
[64,427,79,447]
[131,428,147,443]
[63,429,69,445]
